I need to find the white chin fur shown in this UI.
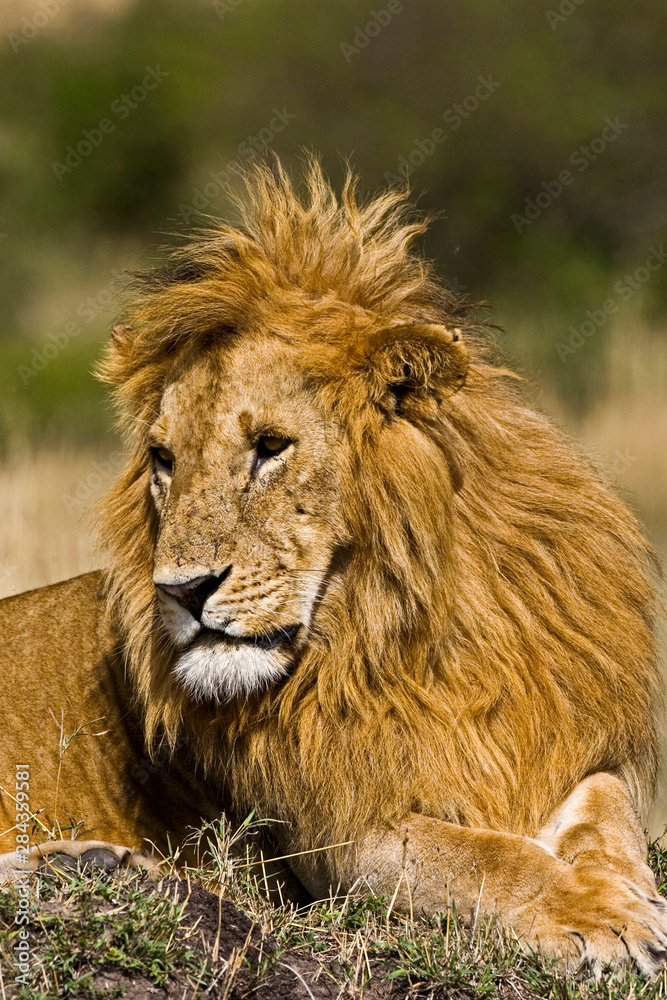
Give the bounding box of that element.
[172,633,290,702]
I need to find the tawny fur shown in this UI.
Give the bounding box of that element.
[92,158,660,889]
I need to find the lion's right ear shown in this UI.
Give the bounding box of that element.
[97,324,137,388]
[355,321,469,416]
[111,324,135,350]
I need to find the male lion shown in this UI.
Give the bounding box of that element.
[1,160,665,976]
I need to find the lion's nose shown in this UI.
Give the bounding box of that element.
[156,567,231,621]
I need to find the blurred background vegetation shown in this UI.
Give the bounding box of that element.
[0,0,665,558]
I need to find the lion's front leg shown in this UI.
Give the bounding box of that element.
[0,840,160,884]
[538,771,656,893]
[353,794,667,976]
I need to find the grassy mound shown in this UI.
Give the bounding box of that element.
[1,820,667,999]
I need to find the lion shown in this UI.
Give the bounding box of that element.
[0,158,665,976]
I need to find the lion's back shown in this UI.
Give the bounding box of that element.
[0,570,108,653]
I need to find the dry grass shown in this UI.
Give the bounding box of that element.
[547,326,667,560]
[0,444,124,600]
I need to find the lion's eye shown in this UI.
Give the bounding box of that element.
[256,436,291,460]
[150,446,174,475]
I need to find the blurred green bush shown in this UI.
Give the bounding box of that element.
[0,0,666,445]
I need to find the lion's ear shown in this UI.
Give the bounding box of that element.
[111,324,135,349]
[108,325,138,372]
[360,322,468,414]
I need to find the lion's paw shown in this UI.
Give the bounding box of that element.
[520,867,667,978]
[0,840,159,884]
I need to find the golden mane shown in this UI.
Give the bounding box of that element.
[96,159,660,869]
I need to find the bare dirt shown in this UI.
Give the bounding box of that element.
[87,880,407,999]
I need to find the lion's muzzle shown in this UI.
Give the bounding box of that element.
[154,566,309,702]
[156,568,231,621]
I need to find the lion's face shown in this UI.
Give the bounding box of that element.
[149,335,346,702]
